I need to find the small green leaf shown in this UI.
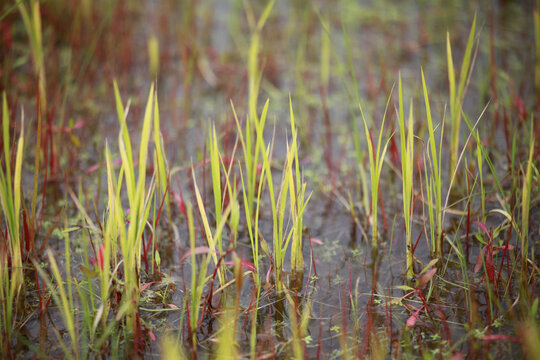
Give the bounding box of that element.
[80,266,99,278]
[155,250,161,267]
[419,258,439,275]
[395,285,415,291]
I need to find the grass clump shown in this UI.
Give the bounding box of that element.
[0,93,24,357]
[421,69,444,260]
[398,75,415,280]
[358,89,392,250]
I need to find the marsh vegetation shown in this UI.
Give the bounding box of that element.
[0,0,539,358]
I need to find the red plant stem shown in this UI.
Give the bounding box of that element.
[46,105,55,175]
[502,194,515,285]
[497,211,513,288]
[142,233,149,273]
[328,264,331,287]
[481,334,521,343]
[319,84,334,187]
[348,261,352,300]
[40,134,47,230]
[174,175,188,218]
[152,186,169,276]
[309,234,318,277]
[134,308,141,357]
[503,108,511,165]
[303,244,314,296]
[384,291,392,347]
[379,184,388,235]
[415,289,431,317]
[35,265,43,312]
[201,249,235,327]
[23,211,31,259]
[489,227,497,291]
[466,172,471,261]
[317,302,323,360]
[412,228,424,258]
[242,287,256,336]
[437,306,452,345]
[339,287,349,355]
[489,5,498,127]
[360,291,374,358]
[85,219,97,261]
[143,186,169,275]
[44,284,57,310]
[178,251,195,351]
[202,146,207,206]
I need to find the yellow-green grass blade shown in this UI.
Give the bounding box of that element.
[148,35,159,79]
[13,116,23,242]
[398,74,414,279]
[209,124,223,252]
[186,202,200,334]
[447,32,456,131]
[40,250,78,357]
[256,0,275,31]
[2,93,12,193]
[521,117,535,274]
[449,15,477,177]
[191,169,232,287]
[248,0,274,124]
[192,170,218,266]
[113,81,135,198]
[421,68,444,257]
[358,90,392,249]
[161,334,187,360]
[421,69,439,184]
[136,83,155,206]
[535,8,540,91]
[153,91,169,207]
[358,103,377,246]
[34,258,74,359]
[102,143,118,305]
[457,14,477,105]
[8,106,24,296]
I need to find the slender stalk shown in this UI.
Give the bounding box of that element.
[421,69,443,259]
[358,88,393,248]
[398,75,415,280]
[288,98,311,276]
[0,93,24,357]
[520,118,535,279]
[34,250,79,359]
[447,15,477,178]
[534,5,540,102]
[209,125,223,254]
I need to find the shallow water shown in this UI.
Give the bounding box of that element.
[1,0,538,358]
